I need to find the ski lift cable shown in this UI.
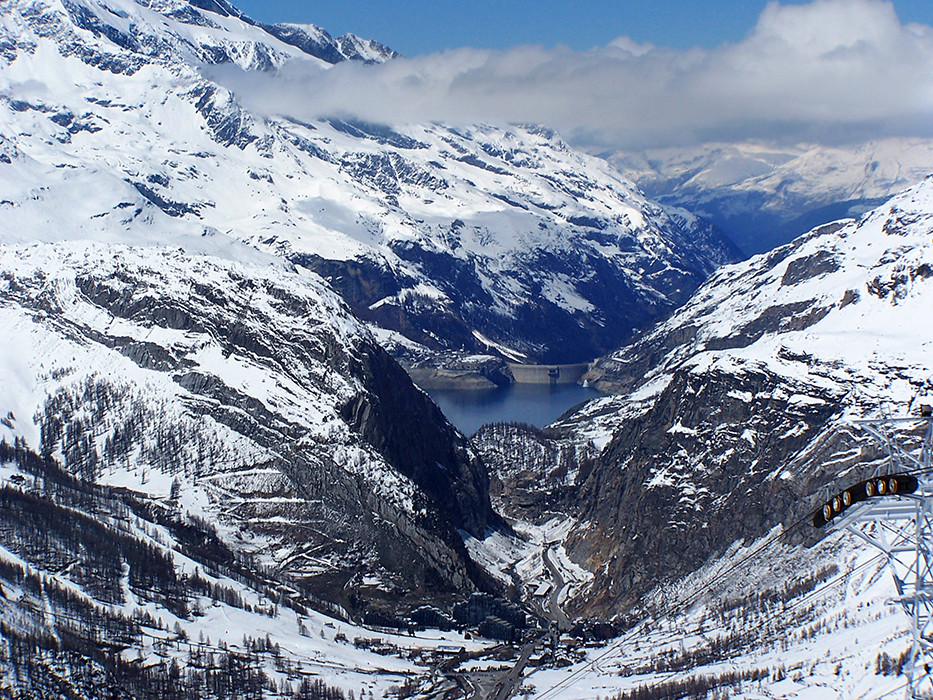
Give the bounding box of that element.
[664,550,885,654]
[537,418,931,699]
[532,513,813,700]
[610,552,887,698]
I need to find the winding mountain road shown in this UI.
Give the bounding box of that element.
[543,544,572,631]
[440,544,576,699]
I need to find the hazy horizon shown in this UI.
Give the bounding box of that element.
[212,0,933,152]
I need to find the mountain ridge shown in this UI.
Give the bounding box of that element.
[604,138,933,256]
[479,175,933,619]
[0,240,498,611]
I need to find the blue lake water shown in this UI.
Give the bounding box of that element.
[426,383,603,436]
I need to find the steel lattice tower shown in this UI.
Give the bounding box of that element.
[826,416,933,699]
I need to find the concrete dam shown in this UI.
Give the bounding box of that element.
[507,362,590,385]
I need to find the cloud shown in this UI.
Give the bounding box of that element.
[208,0,933,150]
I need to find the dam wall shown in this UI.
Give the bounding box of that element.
[507,363,590,385]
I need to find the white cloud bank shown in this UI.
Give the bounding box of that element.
[212,0,933,149]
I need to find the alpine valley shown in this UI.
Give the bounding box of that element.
[1,1,932,700]
[474,174,933,697]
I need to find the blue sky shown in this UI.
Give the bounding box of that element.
[234,0,933,56]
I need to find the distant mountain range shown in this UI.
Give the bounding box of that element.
[2,0,933,696]
[604,138,933,256]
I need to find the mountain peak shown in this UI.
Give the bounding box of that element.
[264,21,400,64]
[185,0,247,19]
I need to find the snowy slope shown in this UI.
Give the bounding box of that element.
[526,534,915,699]
[0,443,492,699]
[606,138,933,256]
[587,174,933,401]
[0,240,508,695]
[0,0,738,364]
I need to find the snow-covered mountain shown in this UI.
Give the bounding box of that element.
[605,138,933,257]
[10,0,933,695]
[263,21,399,65]
[476,173,932,628]
[571,174,932,611]
[0,7,528,692]
[466,176,933,696]
[0,241,497,609]
[0,0,738,365]
[585,174,933,400]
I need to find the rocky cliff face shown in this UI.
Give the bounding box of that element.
[340,342,494,536]
[569,365,844,612]
[472,421,596,519]
[0,241,494,606]
[0,0,738,365]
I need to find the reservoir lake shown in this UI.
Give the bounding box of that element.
[426,382,603,436]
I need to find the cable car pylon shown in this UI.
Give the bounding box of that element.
[815,409,933,699]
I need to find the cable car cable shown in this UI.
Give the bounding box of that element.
[537,551,886,699]
[533,513,812,699]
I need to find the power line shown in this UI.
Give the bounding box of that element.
[533,422,929,700]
